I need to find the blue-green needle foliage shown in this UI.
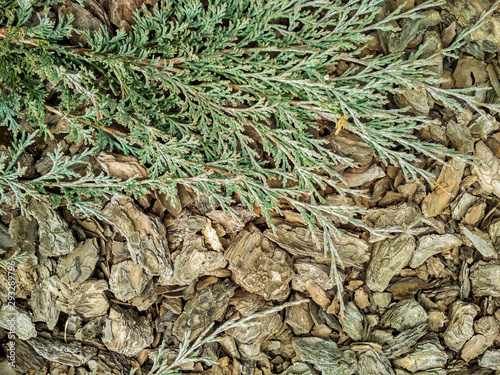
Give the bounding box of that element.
[0,0,492,259]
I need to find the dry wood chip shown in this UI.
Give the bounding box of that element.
[461,226,497,259]
[109,260,152,301]
[470,260,500,296]
[207,208,256,233]
[479,350,500,370]
[327,131,374,166]
[443,301,479,352]
[305,279,330,307]
[8,339,46,374]
[61,279,110,318]
[102,306,153,357]
[473,141,500,197]
[174,279,236,341]
[291,337,343,369]
[28,336,97,366]
[31,279,61,330]
[428,309,447,332]
[364,203,422,242]
[447,120,474,154]
[393,341,447,372]
[343,164,386,187]
[103,195,173,284]
[164,211,208,250]
[29,200,77,258]
[292,259,336,293]
[230,312,285,344]
[366,234,416,292]
[229,290,267,317]
[451,192,478,220]
[171,235,227,285]
[0,305,36,340]
[202,219,224,252]
[225,226,293,301]
[265,225,369,267]
[354,288,369,310]
[461,334,490,362]
[384,323,428,359]
[463,201,487,226]
[285,297,313,335]
[381,300,428,332]
[96,151,149,180]
[196,276,219,290]
[339,302,365,342]
[358,350,395,375]
[422,159,465,217]
[410,234,462,268]
[57,239,99,286]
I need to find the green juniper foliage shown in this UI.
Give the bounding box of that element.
[0,0,498,278]
[146,299,307,375]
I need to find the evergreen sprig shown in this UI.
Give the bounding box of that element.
[146,299,308,375]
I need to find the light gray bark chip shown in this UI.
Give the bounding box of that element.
[9,215,37,254]
[343,164,386,187]
[461,226,496,258]
[410,234,462,268]
[0,305,37,340]
[10,339,46,374]
[364,203,422,243]
[29,200,77,258]
[265,225,369,267]
[206,207,256,233]
[447,120,474,154]
[444,0,500,53]
[384,323,428,359]
[470,261,500,296]
[422,159,465,217]
[480,350,500,370]
[28,336,97,366]
[443,301,479,352]
[381,299,428,332]
[393,341,447,372]
[163,211,208,251]
[394,86,433,116]
[292,258,336,293]
[57,238,99,286]
[366,234,416,292]
[102,306,153,357]
[451,192,478,220]
[387,10,442,53]
[230,312,285,344]
[473,142,500,198]
[285,298,313,335]
[358,350,395,375]
[170,235,227,286]
[103,195,173,284]
[60,279,110,319]
[174,279,237,341]
[109,260,152,301]
[226,226,294,301]
[326,131,374,166]
[291,337,343,368]
[340,302,366,341]
[31,280,60,330]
